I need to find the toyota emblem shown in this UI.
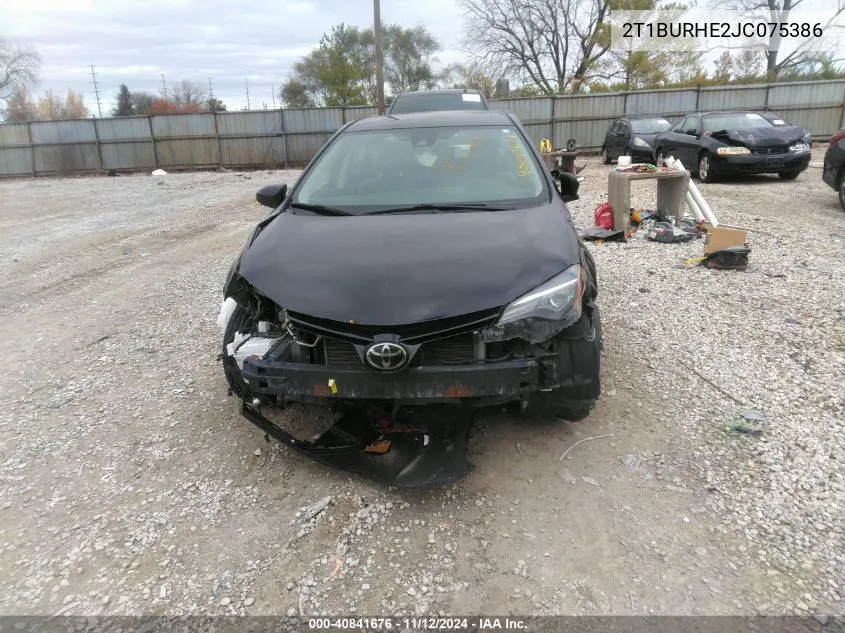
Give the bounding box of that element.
[365,342,409,371]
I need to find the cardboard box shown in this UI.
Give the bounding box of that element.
[703,227,747,255]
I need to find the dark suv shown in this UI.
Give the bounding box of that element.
[387,89,489,114]
[218,110,601,487]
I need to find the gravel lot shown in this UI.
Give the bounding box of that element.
[0,149,843,618]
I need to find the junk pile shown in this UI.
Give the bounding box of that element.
[583,153,751,270]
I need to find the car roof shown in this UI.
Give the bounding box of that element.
[692,110,765,116]
[619,114,672,120]
[394,88,484,97]
[346,109,514,132]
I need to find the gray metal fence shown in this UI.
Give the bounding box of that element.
[2,80,844,178]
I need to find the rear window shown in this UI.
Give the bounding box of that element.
[630,118,672,134]
[390,93,486,114]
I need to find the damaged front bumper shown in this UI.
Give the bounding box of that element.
[241,357,540,402]
[241,399,475,488]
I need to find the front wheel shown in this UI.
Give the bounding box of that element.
[222,301,254,398]
[778,170,801,181]
[655,149,665,167]
[839,171,845,212]
[524,304,602,422]
[698,152,715,183]
[601,146,611,164]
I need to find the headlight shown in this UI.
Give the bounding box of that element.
[482,264,584,343]
[632,136,651,149]
[789,142,810,153]
[716,146,750,155]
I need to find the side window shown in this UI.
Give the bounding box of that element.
[683,117,699,136]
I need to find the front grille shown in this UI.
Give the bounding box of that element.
[752,145,789,155]
[420,334,476,364]
[288,307,500,346]
[321,333,477,367]
[323,338,362,366]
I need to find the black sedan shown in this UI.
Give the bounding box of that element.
[822,127,845,211]
[217,109,601,486]
[652,111,812,182]
[601,116,672,164]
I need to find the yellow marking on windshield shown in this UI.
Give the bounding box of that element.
[504,132,531,177]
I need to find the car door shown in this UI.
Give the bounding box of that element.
[605,120,622,157]
[614,120,632,158]
[611,120,631,159]
[675,115,702,166]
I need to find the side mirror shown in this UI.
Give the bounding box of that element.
[256,183,288,209]
[686,130,698,137]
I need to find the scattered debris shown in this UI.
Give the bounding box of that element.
[728,424,764,436]
[740,409,765,422]
[559,433,619,461]
[301,496,332,522]
[620,454,642,470]
[151,169,168,176]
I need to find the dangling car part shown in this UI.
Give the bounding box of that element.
[218,110,602,487]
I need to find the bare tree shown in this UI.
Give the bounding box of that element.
[36,89,90,120]
[734,49,765,80]
[715,0,845,80]
[4,85,37,121]
[170,80,207,106]
[0,38,41,113]
[458,0,611,94]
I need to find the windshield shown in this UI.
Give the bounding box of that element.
[630,118,672,134]
[294,125,548,213]
[703,112,774,132]
[390,93,486,114]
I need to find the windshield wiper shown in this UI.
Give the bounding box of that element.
[363,203,509,215]
[289,202,353,216]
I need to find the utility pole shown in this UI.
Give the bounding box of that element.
[374,0,385,114]
[89,65,103,118]
[245,78,251,111]
[208,77,214,100]
[271,85,276,110]
[160,73,168,99]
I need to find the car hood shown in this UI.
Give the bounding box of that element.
[633,132,661,146]
[238,204,581,326]
[709,125,807,147]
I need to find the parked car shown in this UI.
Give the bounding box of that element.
[217,110,601,487]
[652,110,812,182]
[601,116,673,164]
[387,88,489,114]
[822,126,845,212]
[758,111,813,148]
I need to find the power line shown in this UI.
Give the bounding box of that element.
[89,65,103,118]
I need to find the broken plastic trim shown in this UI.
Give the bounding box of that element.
[240,400,475,487]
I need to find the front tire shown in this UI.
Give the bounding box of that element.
[601,146,611,164]
[655,149,665,167]
[524,304,602,422]
[698,152,715,183]
[778,170,801,181]
[222,301,254,398]
[839,171,845,212]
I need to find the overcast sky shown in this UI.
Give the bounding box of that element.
[0,0,468,114]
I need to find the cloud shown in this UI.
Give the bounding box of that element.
[0,0,467,112]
